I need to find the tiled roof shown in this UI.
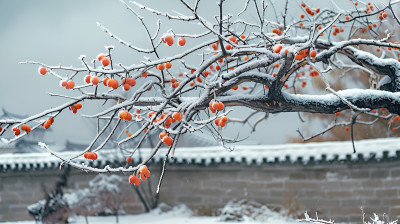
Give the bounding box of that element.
[0,137,399,172]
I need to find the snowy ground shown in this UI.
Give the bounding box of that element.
[2,215,297,224]
[1,204,298,224]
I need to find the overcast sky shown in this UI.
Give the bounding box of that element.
[0,0,388,147]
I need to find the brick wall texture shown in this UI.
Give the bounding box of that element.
[1,159,400,223]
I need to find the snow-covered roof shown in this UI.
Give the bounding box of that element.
[63,140,88,151]
[0,139,60,153]
[0,137,399,172]
[0,108,28,120]
[0,141,16,149]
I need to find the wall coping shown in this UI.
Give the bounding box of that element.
[1,137,400,172]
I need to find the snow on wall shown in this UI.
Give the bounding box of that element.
[0,137,399,171]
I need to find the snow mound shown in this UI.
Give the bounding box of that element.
[63,188,91,206]
[219,199,292,223]
[150,203,193,217]
[89,174,123,193]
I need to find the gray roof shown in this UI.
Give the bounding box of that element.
[0,141,16,149]
[0,108,27,120]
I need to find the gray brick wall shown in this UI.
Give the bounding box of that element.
[1,160,400,223]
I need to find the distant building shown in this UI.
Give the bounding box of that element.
[0,108,47,141]
[0,108,53,153]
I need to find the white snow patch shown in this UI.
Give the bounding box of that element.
[89,174,123,193]
[219,199,294,223]
[63,188,90,206]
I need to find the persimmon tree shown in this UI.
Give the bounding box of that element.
[1,0,400,192]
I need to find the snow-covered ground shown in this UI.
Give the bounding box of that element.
[1,216,296,224]
[2,204,395,224]
[2,204,298,224]
[3,215,287,224]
